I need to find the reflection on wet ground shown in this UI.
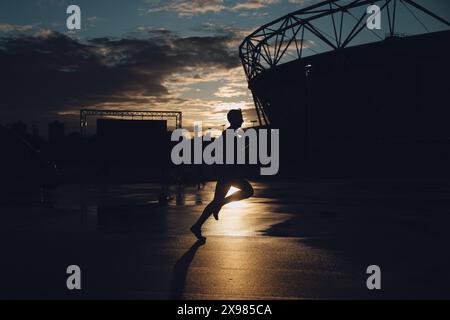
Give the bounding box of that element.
[1,179,450,299]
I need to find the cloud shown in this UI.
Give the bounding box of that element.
[0,24,34,33]
[215,85,248,98]
[145,0,226,16]
[144,0,280,16]
[0,27,255,129]
[231,0,280,11]
[287,0,321,6]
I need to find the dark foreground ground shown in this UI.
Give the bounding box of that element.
[0,179,449,299]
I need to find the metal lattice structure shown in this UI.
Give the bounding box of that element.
[80,109,182,137]
[239,0,450,126]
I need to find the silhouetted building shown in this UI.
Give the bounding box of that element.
[31,125,40,139]
[243,31,450,176]
[10,121,28,138]
[240,1,450,176]
[48,121,65,145]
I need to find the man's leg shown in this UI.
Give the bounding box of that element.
[191,179,231,240]
[222,178,254,205]
[212,178,254,220]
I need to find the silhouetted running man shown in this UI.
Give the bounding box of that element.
[191,109,254,241]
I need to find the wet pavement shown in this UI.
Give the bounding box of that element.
[1,179,450,299]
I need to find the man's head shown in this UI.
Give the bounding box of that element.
[227,109,244,128]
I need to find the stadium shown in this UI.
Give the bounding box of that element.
[239,0,450,176]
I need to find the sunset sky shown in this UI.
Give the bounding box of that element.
[0,0,449,134]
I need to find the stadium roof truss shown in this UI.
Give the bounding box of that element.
[239,0,450,126]
[80,109,182,137]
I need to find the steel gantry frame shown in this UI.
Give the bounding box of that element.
[239,0,450,126]
[80,109,182,137]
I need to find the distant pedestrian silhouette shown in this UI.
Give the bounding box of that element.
[191,109,254,241]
